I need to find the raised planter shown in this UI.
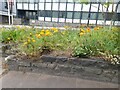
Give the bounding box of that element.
[5,54,119,84]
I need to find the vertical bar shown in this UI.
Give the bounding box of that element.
[113,1,120,26]
[96,2,100,26]
[34,0,35,10]
[12,15,13,25]
[7,0,11,25]
[72,2,75,23]
[22,0,24,10]
[28,0,29,10]
[65,0,67,23]
[37,1,39,20]
[80,3,83,24]
[44,0,46,21]
[58,0,60,22]
[11,0,15,25]
[16,1,18,18]
[87,2,92,26]
[51,0,53,22]
[104,3,109,26]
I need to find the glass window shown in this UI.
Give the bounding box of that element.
[90,12,97,20]
[52,3,59,10]
[60,0,66,2]
[24,0,28,2]
[39,10,45,17]
[59,11,66,18]
[53,11,58,18]
[59,3,66,11]
[53,0,59,2]
[98,13,104,20]
[45,11,52,17]
[74,12,80,19]
[82,12,89,20]
[34,0,38,3]
[68,0,73,2]
[45,3,51,10]
[39,0,45,2]
[17,0,22,2]
[67,3,74,11]
[115,13,120,21]
[29,12,32,16]
[46,0,52,2]
[33,12,36,16]
[29,0,34,3]
[26,11,29,17]
[39,3,44,10]
[67,12,73,19]
[106,13,113,20]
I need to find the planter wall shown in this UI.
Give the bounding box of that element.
[5,55,119,84]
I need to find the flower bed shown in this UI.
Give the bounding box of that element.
[1,26,119,65]
[0,25,119,83]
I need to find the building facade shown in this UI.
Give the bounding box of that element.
[1,0,120,25]
[0,0,16,23]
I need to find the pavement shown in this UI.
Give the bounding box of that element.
[0,71,119,88]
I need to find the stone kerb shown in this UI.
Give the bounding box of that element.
[5,54,119,84]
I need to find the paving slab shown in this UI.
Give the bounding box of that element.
[0,71,119,88]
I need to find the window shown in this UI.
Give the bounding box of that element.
[29,0,34,3]
[59,11,66,18]
[26,11,29,17]
[53,11,58,18]
[39,10,45,17]
[21,0,28,3]
[68,0,73,2]
[45,3,51,10]
[67,12,73,19]
[90,12,97,20]
[46,0,52,2]
[59,3,66,11]
[74,12,80,19]
[115,13,120,21]
[17,0,22,3]
[29,12,32,16]
[82,12,89,20]
[98,13,104,20]
[60,0,67,2]
[39,3,44,10]
[53,0,59,2]
[39,0,45,2]
[52,3,59,10]
[45,11,52,17]
[67,3,74,11]
[106,13,114,20]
